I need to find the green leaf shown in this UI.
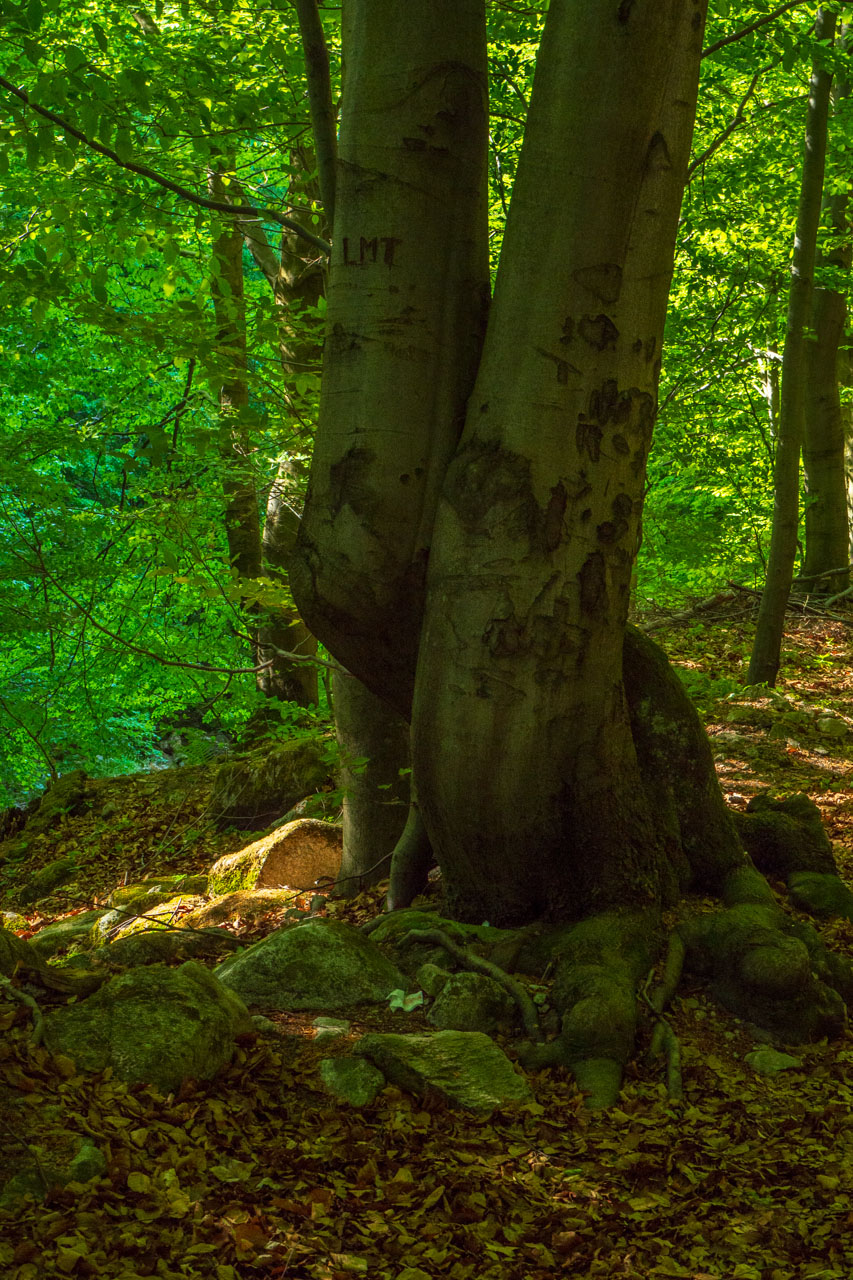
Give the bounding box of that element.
[26,0,43,30]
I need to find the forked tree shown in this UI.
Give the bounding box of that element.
[291,0,853,1102]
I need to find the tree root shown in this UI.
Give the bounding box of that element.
[641,932,685,1102]
[405,928,542,1042]
[0,973,44,1045]
[678,902,848,1042]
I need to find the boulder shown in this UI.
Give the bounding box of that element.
[215,918,408,1012]
[108,875,209,910]
[31,909,108,958]
[211,736,329,830]
[731,792,836,877]
[354,1031,532,1113]
[183,889,295,929]
[427,971,515,1033]
[16,856,80,907]
[91,894,206,945]
[93,927,238,968]
[207,820,342,896]
[25,770,89,837]
[42,961,252,1093]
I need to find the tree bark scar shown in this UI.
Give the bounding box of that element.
[579,314,619,351]
[543,481,568,551]
[572,263,623,304]
[579,551,608,617]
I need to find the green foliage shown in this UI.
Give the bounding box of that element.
[1,0,851,798]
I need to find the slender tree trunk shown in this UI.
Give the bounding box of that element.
[290,0,490,719]
[257,465,318,705]
[802,48,851,597]
[747,9,836,684]
[209,168,263,587]
[333,670,410,896]
[411,0,707,924]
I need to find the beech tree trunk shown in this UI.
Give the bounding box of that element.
[802,48,851,597]
[290,0,490,719]
[411,0,707,924]
[748,9,836,684]
[209,169,263,588]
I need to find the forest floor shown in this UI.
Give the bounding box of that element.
[1,613,852,1280]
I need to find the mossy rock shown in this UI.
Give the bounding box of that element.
[94,928,238,968]
[215,918,408,1012]
[91,895,207,945]
[108,875,209,910]
[15,856,80,907]
[732,793,836,877]
[30,909,107,958]
[183,889,295,929]
[207,820,342,895]
[211,735,330,831]
[42,961,252,1092]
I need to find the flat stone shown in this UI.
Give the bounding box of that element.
[355,1030,531,1113]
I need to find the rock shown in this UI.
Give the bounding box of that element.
[93,927,238,968]
[16,856,80,907]
[427,971,515,1033]
[731,792,837,877]
[817,716,849,739]
[211,736,329,831]
[92,894,207,945]
[31,909,108,958]
[313,1016,352,1041]
[0,911,28,931]
[42,961,252,1093]
[321,1057,385,1106]
[183,889,295,929]
[354,1030,531,1113]
[108,875,209,909]
[416,962,451,997]
[215,918,408,1012]
[745,1046,803,1076]
[24,770,89,837]
[787,871,853,922]
[207,820,342,896]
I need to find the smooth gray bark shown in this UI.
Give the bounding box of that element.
[290,0,490,718]
[412,0,707,924]
[333,670,410,896]
[748,9,836,684]
[803,49,851,597]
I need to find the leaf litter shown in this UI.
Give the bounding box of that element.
[1,617,852,1279]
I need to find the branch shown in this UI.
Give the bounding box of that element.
[688,63,773,178]
[292,0,338,225]
[702,1,810,58]
[0,74,331,255]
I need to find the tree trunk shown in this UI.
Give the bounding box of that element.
[747,9,836,684]
[802,47,851,598]
[290,0,490,719]
[209,168,263,587]
[411,0,707,925]
[257,465,318,706]
[803,282,850,595]
[333,670,410,896]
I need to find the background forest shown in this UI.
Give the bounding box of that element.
[0,0,851,803]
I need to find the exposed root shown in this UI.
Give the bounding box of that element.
[405,927,542,1042]
[0,974,45,1045]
